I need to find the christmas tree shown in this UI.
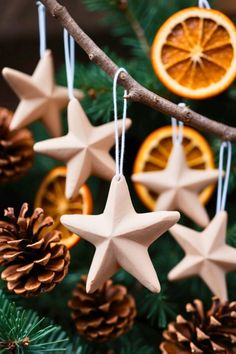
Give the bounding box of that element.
[0,0,236,353]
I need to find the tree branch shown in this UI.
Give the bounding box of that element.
[41,0,236,142]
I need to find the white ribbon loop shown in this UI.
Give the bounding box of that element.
[198,0,211,9]
[64,29,75,100]
[216,141,232,214]
[171,103,185,145]
[113,68,128,180]
[37,1,47,58]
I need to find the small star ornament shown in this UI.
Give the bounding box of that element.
[61,175,180,293]
[34,98,132,199]
[168,211,236,301]
[132,143,219,227]
[2,50,83,137]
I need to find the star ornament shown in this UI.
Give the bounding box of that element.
[2,50,83,137]
[34,98,132,199]
[168,211,236,301]
[61,175,180,293]
[132,143,219,227]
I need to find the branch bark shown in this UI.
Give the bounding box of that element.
[41,0,236,142]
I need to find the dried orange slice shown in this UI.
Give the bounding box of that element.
[151,7,236,99]
[133,126,216,210]
[35,166,93,249]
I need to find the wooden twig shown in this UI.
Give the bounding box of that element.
[41,0,236,142]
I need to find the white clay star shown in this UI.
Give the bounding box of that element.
[2,50,83,137]
[168,211,236,301]
[61,175,180,293]
[132,143,219,227]
[34,98,132,199]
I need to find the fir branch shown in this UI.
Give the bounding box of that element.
[81,0,179,58]
[0,290,68,353]
[58,62,113,123]
[111,325,157,354]
[66,338,95,354]
[138,286,177,328]
[81,0,146,56]
[227,225,236,248]
[120,343,155,354]
[41,0,236,142]
[116,1,150,56]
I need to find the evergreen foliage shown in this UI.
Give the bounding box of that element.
[1,0,236,352]
[0,290,68,353]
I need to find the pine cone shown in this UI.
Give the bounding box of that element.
[0,107,34,183]
[160,297,236,354]
[0,203,70,297]
[68,276,136,343]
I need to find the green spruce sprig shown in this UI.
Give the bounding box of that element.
[0,290,68,353]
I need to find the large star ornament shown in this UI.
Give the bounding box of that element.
[2,50,83,137]
[132,143,219,227]
[168,211,236,301]
[34,98,132,199]
[61,176,180,293]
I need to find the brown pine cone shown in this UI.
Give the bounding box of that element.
[0,203,70,297]
[68,276,136,343]
[160,297,236,354]
[0,107,34,183]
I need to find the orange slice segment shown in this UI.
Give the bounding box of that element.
[133,126,216,211]
[34,166,93,249]
[151,7,236,99]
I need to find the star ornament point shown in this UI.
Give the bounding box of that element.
[61,175,180,293]
[132,143,219,227]
[168,211,236,301]
[34,98,132,199]
[2,50,83,137]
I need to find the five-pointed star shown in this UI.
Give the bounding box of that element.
[34,98,132,199]
[2,50,83,137]
[61,175,180,293]
[132,143,219,227]
[168,211,236,301]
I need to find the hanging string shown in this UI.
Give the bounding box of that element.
[171,103,185,145]
[37,1,47,58]
[113,68,128,180]
[63,29,75,100]
[198,0,211,9]
[216,141,232,214]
